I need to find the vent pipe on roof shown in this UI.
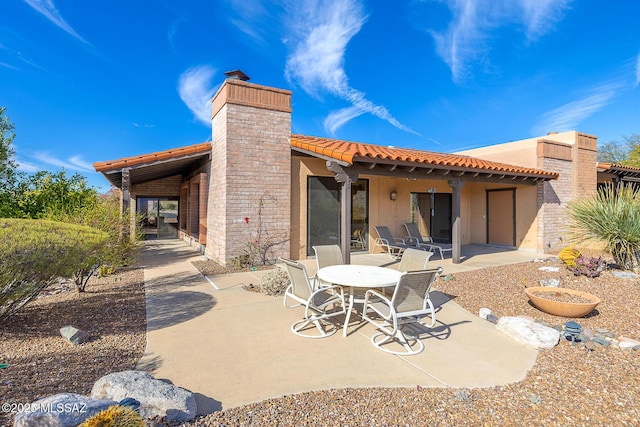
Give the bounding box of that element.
[224,70,250,81]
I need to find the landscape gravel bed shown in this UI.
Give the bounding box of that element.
[1,258,639,426]
[0,269,146,427]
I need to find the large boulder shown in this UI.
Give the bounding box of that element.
[13,393,116,427]
[496,316,560,349]
[91,370,197,423]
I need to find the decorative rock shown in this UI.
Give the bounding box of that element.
[538,266,560,272]
[582,328,595,339]
[592,336,610,346]
[496,316,560,349]
[486,314,498,324]
[611,271,639,279]
[479,307,492,320]
[597,330,615,339]
[91,370,197,423]
[13,393,116,427]
[539,278,561,287]
[60,325,90,346]
[633,345,640,351]
[618,336,640,349]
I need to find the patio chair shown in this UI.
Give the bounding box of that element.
[313,244,345,289]
[280,258,346,338]
[351,226,366,250]
[372,226,414,259]
[403,222,453,260]
[380,248,435,295]
[362,267,443,355]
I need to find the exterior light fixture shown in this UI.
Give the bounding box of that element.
[390,190,398,201]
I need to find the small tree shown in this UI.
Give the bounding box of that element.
[0,218,109,321]
[568,183,640,272]
[0,107,23,218]
[598,134,640,168]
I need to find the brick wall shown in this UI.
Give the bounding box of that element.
[536,133,598,253]
[206,79,292,264]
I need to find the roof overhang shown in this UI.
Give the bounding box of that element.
[93,143,212,188]
[597,162,640,183]
[291,135,558,185]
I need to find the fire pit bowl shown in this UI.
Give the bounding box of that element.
[525,287,601,318]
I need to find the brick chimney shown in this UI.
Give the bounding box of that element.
[206,72,292,264]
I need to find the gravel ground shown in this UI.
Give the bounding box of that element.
[0,269,146,427]
[2,257,639,427]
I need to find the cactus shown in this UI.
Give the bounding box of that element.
[79,405,145,427]
[558,246,581,267]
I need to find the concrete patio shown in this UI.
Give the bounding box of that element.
[136,240,547,415]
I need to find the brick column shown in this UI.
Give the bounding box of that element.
[206,78,292,264]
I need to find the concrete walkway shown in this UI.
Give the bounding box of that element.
[137,240,544,415]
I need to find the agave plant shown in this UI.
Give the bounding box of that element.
[567,183,640,271]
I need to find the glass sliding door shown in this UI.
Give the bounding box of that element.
[307,177,341,255]
[410,192,452,243]
[307,177,369,256]
[137,197,179,240]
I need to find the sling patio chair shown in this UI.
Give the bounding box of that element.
[313,244,345,289]
[362,267,443,355]
[372,226,415,259]
[380,248,435,295]
[403,222,453,260]
[281,258,346,338]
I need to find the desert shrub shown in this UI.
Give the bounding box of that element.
[558,247,581,267]
[45,189,143,289]
[258,268,290,296]
[79,405,145,427]
[0,218,108,321]
[568,255,607,278]
[568,183,640,272]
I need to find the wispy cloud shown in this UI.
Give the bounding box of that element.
[324,106,364,134]
[16,159,40,173]
[31,152,95,173]
[225,0,272,44]
[531,82,619,135]
[178,65,218,126]
[430,0,572,84]
[284,0,416,135]
[0,61,20,71]
[133,123,155,128]
[23,0,89,44]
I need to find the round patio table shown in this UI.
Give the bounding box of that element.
[316,265,401,337]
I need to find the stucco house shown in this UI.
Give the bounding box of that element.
[93,71,619,265]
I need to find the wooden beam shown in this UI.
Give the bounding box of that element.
[448,178,464,264]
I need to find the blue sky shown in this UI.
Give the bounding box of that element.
[2,0,639,191]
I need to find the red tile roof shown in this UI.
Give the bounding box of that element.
[93,135,558,180]
[93,142,212,172]
[290,134,558,178]
[597,162,640,174]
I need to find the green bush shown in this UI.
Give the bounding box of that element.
[0,218,108,321]
[568,183,640,272]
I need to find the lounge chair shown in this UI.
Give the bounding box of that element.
[362,267,443,355]
[281,258,346,338]
[403,222,453,260]
[373,226,414,259]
